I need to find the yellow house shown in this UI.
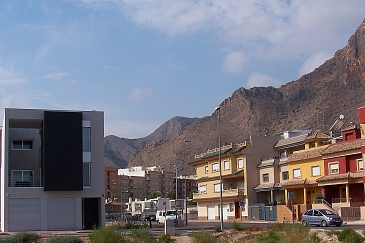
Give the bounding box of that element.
[189,135,280,221]
[281,131,331,219]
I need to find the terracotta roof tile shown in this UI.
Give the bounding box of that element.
[321,139,365,155]
[281,179,316,187]
[316,172,363,182]
[287,146,327,163]
[305,130,332,140]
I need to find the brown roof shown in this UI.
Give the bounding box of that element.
[321,139,365,155]
[281,179,317,187]
[305,130,331,140]
[316,172,363,183]
[287,146,327,163]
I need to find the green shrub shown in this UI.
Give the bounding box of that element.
[337,228,364,243]
[158,234,171,243]
[88,226,125,243]
[190,230,216,243]
[337,228,356,241]
[232,221,242,231]
[129,228,155,243]
[47,235,83,243]
[257,228,280,243]
[0,231,40,243]
[214,226,222,232]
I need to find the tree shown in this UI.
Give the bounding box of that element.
[189,190,197,199]
[167,190,176,200]
[149,192,159,199]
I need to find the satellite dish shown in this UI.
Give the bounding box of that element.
[339,115,345,120]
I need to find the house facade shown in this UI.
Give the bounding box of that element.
[317,124,365,209]
[281,131,331,205]
[1,108,104,231]
[190,135,280,220]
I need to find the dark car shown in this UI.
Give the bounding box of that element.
[301,209,343,227]
[141,214,156,221]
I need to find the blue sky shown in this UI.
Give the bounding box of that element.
[1,1,365,138]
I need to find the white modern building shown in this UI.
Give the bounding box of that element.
[1,108,105,232]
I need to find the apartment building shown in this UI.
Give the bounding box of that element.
[115,166,175,202]
[175,175,197,200]
[190,135,280,221]
[1,108,104,232]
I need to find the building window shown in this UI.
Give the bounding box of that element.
[311,165,320,177]
[279,151,285,158]
[282,171,289,181]
[205,166,209,173]
[357,159,364,171]
[12,140,33,150]
[237,181,244,189]
[293,168,301,179]
[83,163,90,187]
[329,163,339,174]
[238,159,243,169]
[262,173,269,182]
[214,183,223,192]
[224,160,230,170]
[212,163,219,172]
[83,127,91,152]
[11,170,33,187]
[310,143,316,148]
[199,185,206,194]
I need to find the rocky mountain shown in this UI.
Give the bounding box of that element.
[107,19,365,174]
[104,116,199,168]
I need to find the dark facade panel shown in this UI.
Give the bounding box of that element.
[43,111,83,191]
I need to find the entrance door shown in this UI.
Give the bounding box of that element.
[83,198,100,230]
[207,205,215,220]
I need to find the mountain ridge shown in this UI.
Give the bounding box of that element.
[106,19,365,173]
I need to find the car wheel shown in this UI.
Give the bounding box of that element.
[321,220,327,227]
[302,220,308,226]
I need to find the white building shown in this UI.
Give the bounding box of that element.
[1,108,104,231]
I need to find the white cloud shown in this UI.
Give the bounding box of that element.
[223,51,247,73]
[298,52,332,77]
[247,72,283,88]
[42,72,71,79]
[0,66,25,84]
[129,87,153,102]
[105,119,159,138]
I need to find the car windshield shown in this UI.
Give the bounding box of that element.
[166,211,176,216]
[318,209,336,215]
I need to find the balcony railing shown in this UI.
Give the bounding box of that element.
[332,198,363,203]
[8,177,43,188]
[193,188,244,199]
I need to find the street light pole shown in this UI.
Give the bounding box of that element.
[184,140,190,226]
[216,107,223,231]
[175,163,178,201]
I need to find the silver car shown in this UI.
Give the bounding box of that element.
[301,209,343,227]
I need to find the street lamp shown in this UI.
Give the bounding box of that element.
[216,106,223,231]
[174,163,178,201]
[184,139,190,226]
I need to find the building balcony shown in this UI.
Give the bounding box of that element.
[193,188,244,200]
[8,177,43,188]
[332,198,364,207]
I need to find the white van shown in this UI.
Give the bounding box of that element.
[156,210,179,224]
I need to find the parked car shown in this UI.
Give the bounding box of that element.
[105,213,113,219]
[141,213,156,221]
[121,212,132,221]
[301,209,343,227]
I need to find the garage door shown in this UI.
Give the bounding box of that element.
[9,199,41,231]
[48,198,76,230]
[208,205,215,220]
